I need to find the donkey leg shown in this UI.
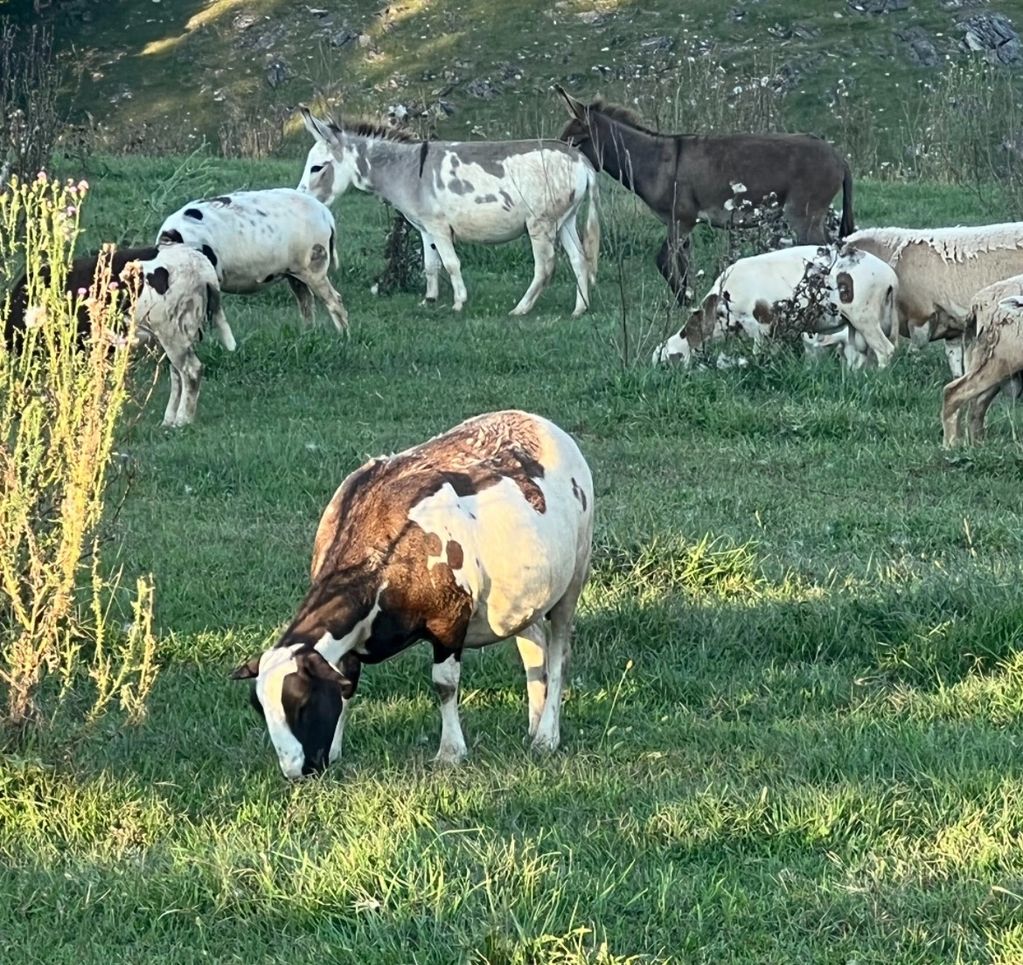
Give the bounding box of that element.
[655,228,691,303]
[420,231,442,303]
[515,622,548,738]
[286,276,316,326]
[511,223,557,316]
[431,233,468,311]
[557,217,590,317]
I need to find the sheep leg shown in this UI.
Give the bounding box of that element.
[944,337,965,378]
[942,363,1005,447]
[532,584,582,754]
[286,276,316,326]
[303,273,350,334]
[967,384,1002,442]
[515,622,548,738]
[849,321,895,369]
[510,221,557,316]
[170,345,203,427]
[163,364,182,427]
[432,647,468,765]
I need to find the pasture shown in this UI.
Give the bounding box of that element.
[4,154,1023,963]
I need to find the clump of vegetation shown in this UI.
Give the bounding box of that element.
[0,173,157,728]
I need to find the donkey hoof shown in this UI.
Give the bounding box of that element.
[530,733,560,755]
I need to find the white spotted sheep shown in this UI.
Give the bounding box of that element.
[157,188,349,333]
[652,244,898,369]
[231,410,594,779]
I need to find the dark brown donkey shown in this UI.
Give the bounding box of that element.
[555,86,855,301]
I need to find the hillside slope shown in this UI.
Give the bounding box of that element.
[35,0,1023,163]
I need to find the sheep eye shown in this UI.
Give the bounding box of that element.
[310,164,324,173]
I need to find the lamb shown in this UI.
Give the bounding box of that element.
[230,410,594,778]
[941,274,1023,446]
[652,244,898,368]
[845,223,1023,375]
[157,188,349,333]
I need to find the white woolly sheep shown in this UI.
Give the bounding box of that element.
[157,188,349,333]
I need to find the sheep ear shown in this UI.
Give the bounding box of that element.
[300,106,336,144]
[554,85,586,120]
[229,656,261,680]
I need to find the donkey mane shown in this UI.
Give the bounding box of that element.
[330,116,423,142]
[587,98,662,136]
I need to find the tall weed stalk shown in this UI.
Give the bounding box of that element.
[0,173,157,728]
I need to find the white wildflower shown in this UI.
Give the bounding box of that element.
[731,181,747,194]
[24,305,46,329]
[724,199,735,211]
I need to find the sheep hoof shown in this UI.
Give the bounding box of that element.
[530,733,560,755]
[433,745,467,766]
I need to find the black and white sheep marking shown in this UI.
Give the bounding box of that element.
[231,410,594,779]
[157,188,349,333]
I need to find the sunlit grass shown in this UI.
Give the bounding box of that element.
[3,156,1023,961]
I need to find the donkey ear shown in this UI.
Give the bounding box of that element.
[300,106,336,144]
[554,84,586,120]
[229,655,261,680]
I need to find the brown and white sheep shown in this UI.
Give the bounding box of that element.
[652,244,898,369]
[230,410,594,778]
[941,274,1023,446]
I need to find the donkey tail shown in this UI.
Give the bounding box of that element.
[583,168,600,285]
[329,226,340,273]
[839,163,855,239]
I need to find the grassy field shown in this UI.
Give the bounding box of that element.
[32,0,1023,168]
[5,155,1023,962]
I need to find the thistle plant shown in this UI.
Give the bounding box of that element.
[0,172,157,728]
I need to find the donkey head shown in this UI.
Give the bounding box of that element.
[298,107,363,203]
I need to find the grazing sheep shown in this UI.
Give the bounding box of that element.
[132,244,232,427]
[230,410,594,778]
[845,223,1023,374]
[4,244,233,426]
[942,274,1023,446]
[652,244,897,369]
[157,188,349,333]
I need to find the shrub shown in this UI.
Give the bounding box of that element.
[0,172,157,728]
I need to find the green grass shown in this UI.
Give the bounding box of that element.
[6,155,1023,962]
